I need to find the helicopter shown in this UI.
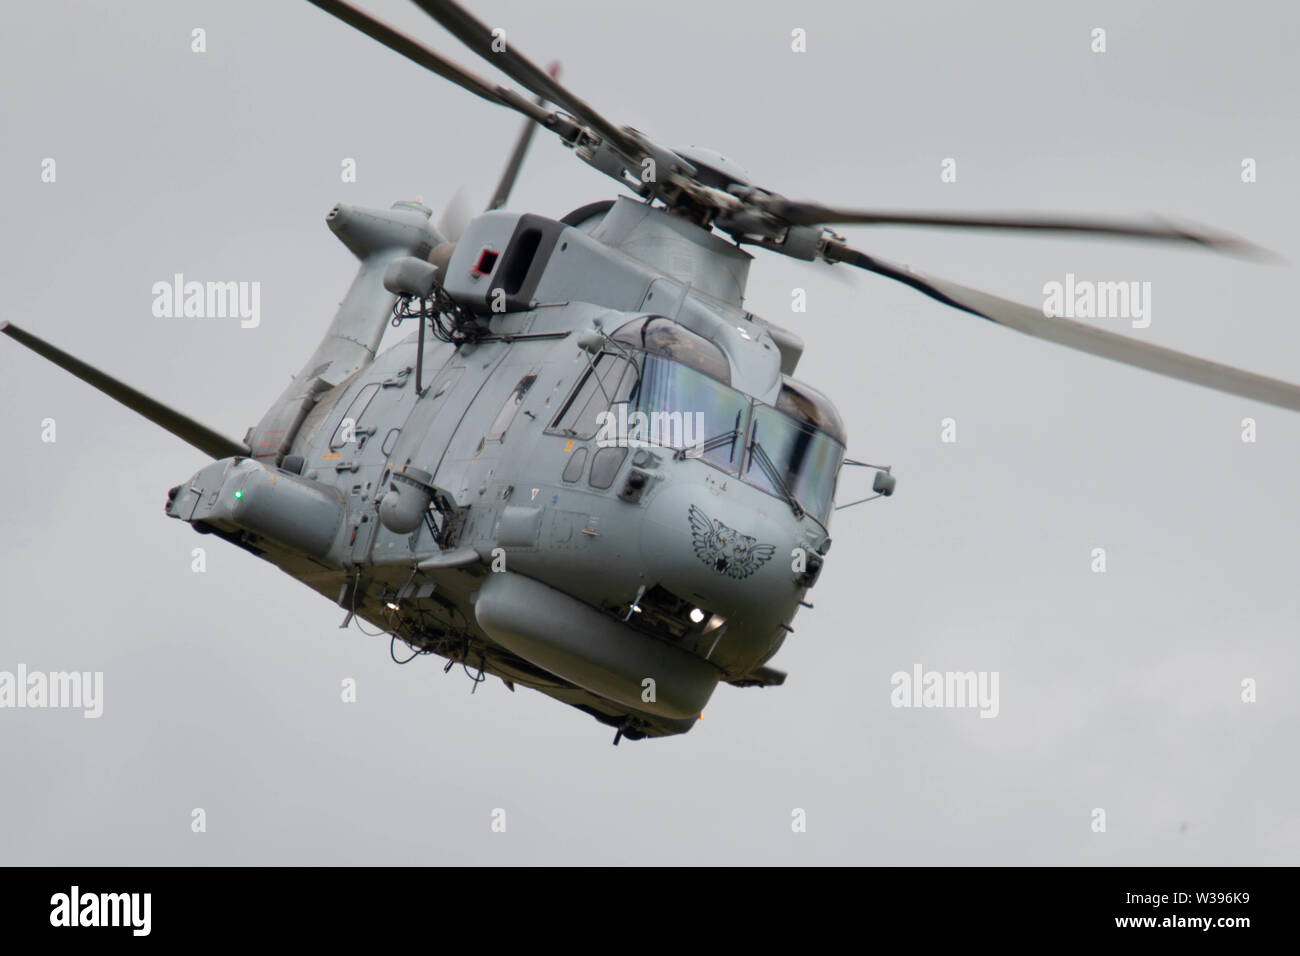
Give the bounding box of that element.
[6,0,1300,744]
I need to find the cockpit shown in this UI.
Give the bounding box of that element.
[550,316,846,520]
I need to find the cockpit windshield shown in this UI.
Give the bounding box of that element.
[625,359,843,520]
[554,316,845,520]
[745,379,845,520]
[744,402,843,521]
[626,355,749,472]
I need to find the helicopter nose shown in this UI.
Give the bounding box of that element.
[639,481,799,624]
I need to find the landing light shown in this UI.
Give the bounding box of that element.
[386,602,400,611]
[689,608,705,624]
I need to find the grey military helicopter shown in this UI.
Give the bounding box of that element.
[7,0,1300,742]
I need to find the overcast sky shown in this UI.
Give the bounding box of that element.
[2,0,1297,865]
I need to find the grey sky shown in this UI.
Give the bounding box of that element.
[1,0,1297,864]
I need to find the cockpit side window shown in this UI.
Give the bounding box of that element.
[548,352,637,440]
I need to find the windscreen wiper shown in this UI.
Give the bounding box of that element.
[749,440,805,518]
[675,428,740,461]
[677,408,745,462]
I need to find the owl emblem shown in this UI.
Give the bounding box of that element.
[688,505,775,580]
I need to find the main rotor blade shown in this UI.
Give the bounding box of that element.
[774,201,1266,257]
[823,243,1300,412]
[1,321,249,459]
[408,0,643,161]
[488,61,560,210]
[304,0,559,128]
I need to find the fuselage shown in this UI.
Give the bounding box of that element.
[166,197,845,739]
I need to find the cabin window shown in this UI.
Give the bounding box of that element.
[561,446,588,483]
[588,446,627,489]
[330,383,381,451]
[487,374,537,442]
